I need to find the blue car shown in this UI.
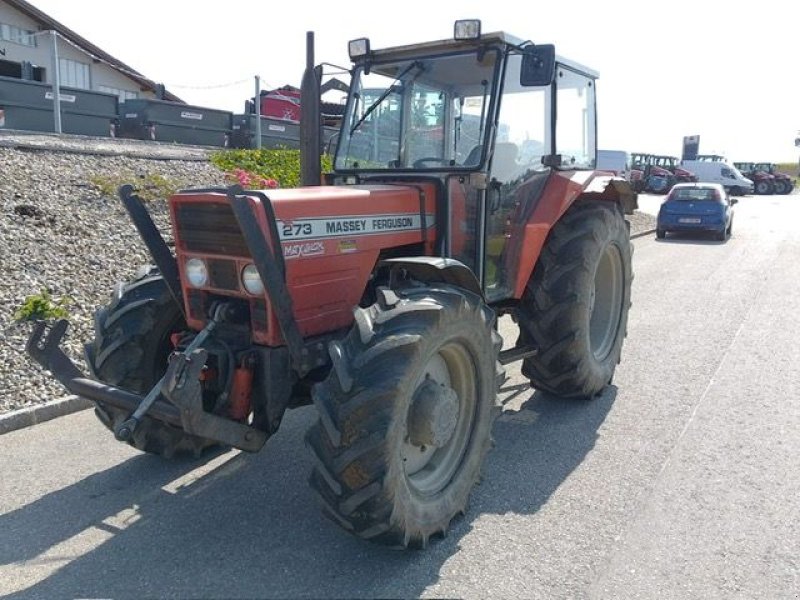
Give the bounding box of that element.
[656,183,736,241]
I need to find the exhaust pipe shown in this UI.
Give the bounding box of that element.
[300,31,322,186]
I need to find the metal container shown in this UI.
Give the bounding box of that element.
[231,113,339,152]
[0,76,117,137]
[118,98,232,147]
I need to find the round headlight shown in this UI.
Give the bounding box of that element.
[241,264,264,295]
[185,258,208,288]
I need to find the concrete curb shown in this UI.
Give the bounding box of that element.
[0,395,93,435]
[631,228,656,239]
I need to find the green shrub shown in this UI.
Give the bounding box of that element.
[14,290,71,322]
[210,149,333,189]
[89,173,180,202]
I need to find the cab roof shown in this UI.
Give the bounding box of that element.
[365,31,599,79]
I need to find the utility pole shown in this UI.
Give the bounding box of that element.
[50,30,62,134]
[254,76,262,150]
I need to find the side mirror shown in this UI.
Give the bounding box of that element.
[520,45,556,87]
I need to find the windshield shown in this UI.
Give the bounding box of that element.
[335,50,500,171]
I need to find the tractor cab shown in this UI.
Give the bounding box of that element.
[332,22,599,301]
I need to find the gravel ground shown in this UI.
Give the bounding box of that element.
[0,146,228,413]
[0,141,656,413]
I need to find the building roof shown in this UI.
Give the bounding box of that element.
[5,0,183,102]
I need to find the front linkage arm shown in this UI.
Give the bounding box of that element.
[27,315,267,452]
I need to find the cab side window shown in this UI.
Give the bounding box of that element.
[721,168,733,178]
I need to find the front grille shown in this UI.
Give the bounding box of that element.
[176,202,251,257]
[187,290,205,320]
[251,299,268,333]
[208,259,240,291]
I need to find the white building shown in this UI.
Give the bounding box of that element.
[0,0,180,103]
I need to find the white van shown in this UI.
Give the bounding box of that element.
[680,160,754,195]
[597,149,630,177]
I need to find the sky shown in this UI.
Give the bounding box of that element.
[29,0,800,162]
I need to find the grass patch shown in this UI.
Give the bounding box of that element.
[89,173,180,202]
[14,289,71,322]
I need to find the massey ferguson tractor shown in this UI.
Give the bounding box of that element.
[27,22,635,549]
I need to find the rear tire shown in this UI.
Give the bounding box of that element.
[773,180,789,195]
[305,284,501,548]
[755,180,772,195]
[656,228,666,239]
[518,201,632,399]
[85,267,217,458]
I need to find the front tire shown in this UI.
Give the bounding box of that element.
[306,285,501,548]
[518,201,633,398]
[85,267,217,457]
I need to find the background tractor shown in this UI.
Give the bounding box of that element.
[27,22,635,549]
[752,163,794,195]
[732,161,777,195]
[630,153,693,193]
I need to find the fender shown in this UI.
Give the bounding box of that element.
[380,257,483,298]
[509,172,636,298]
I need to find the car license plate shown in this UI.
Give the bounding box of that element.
[678,217,701,224]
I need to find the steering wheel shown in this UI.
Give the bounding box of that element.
[413,157,451,168]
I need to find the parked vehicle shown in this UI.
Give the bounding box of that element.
[733,162,776,195]
[656,182,736,241]
[630,152,673,193]
[652,155,696,184]
[679,160,754,195]
[26,23,635,549]
[629,153,695,194]
[597,149,630,177]
[753,163,794,194]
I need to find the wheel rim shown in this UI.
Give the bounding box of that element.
[402,340,477,496]
[589,243,624,361]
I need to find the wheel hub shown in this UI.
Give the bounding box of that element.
[408,378,459,448]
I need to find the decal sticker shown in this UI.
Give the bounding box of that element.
[277,213,435,241]
[337,239,357,253]
[283,241,325,259]
[180,111,203,120]
[268,124,286,132]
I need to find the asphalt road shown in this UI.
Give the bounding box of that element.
[2,193,799,599]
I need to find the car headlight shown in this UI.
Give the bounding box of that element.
[185,258,208,288]
[241,264,264,295]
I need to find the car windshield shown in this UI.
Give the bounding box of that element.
[335,50,500,171]
[670,188,720,201]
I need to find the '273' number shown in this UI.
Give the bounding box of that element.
[282,222,312,237]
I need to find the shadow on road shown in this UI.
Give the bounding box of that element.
[656,232,730,245]
[2,385,615,599]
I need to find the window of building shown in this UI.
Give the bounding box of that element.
[59,58,90,89]
[97,85,139,102]
[0,22,37,47]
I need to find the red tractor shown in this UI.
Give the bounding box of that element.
[753,163,794,195]
[733,161,776,195]
[27,22,635,549]
[630,153,691,193]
